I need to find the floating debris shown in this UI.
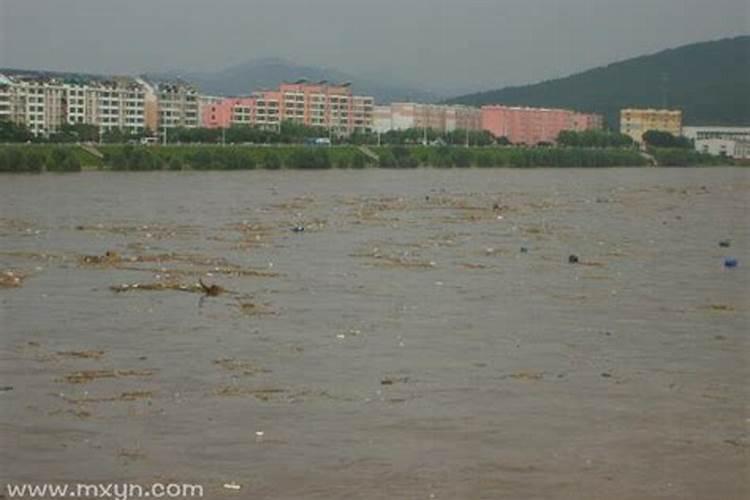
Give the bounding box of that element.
[57,350,105,360]
[62,369,156,384]
[381,376,409,385]
[215,386,287,401]
[0,270,27,288]
[238,301,275,317]
[724,257,738,269]
[213,358,270,376]
[110,281,206,294]
[48,408,92,419]
[199,278,224,297]
[118,448,147,461]
[719,240,731,248]
[568,255,580,264]
[708,304,735,312]
[61,391,154,404]
[461,263,489,270]
[501,371,545,381]
[352,248,437,269]
[78,250,121,266]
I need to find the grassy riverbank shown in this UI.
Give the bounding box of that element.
[0,143,733,172]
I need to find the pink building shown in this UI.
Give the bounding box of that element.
[200,81,374,135]
[202,97,256,129]
[481,105,603,145]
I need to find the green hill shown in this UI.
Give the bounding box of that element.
[446,36,750,129]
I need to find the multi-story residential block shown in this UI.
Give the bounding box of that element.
[200,81,374,136]
[17,78,67,136]
[153,82,199,131]
[275,81,373,135]
[253,90,281,130]
[373,103,482,134]
[620,108,682,144]
[481,105,603,145]
[0,73,158,137]
[0,75,13,122]
[87,78,148,133]
[202,97,256,129]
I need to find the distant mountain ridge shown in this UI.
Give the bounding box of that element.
[445,36,750,128]
[146,58,444,104]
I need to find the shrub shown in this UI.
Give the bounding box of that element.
[46,147,81,172]
[167,156,183,171]
[261,151,282,170]
[390,146,418,168]
[286,148,331,169]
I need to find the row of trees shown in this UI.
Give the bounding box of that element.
[164,121,327,145]
[642,130,693,149]
[0,120,34,143]
[0,120,150,144]
[2,118,697,151]
[557,130,635,148]
[0,146,82,172]
[350,128,500,147]
[93,144,649,171]
[103,144,365,171]
[15,141,735,171]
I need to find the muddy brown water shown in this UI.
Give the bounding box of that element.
[0,168,748,499]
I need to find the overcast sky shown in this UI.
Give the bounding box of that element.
[1,0,747,93]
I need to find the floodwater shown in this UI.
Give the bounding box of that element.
[0,168,748,499]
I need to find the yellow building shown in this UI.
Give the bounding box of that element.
[620,108,682,144]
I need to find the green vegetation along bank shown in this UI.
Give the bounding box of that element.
[0,143,734,173]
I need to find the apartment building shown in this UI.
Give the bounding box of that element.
[0,73,160,137]
[200,81,374,135]
[275,81,373,135]
[154,82,200,131]
[0,75,13,122]
[4,76,67,136]
[373,103,482,134]
[620,108,682,144]
[481,105,603,145]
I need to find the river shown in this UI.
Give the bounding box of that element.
[1,168,748,499]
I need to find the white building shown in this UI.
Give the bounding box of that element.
[9,77,67,136]
[154,82,200,131]
[696,138,750,159]
[374,102,482,134]
[0,73,156,137]
[0,75,13,122]
[683,126,750,159]
[683,126,750,142]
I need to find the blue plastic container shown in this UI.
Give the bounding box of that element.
[724,258,738,269]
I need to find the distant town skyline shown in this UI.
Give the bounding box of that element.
[1,0,748,95]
